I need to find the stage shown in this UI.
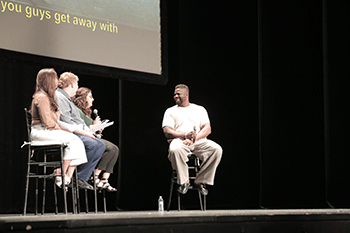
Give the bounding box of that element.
[1,209,350,232]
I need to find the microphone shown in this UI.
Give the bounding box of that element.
[193,125,197,142]
[93,109,98,119]
[92,109,102,138]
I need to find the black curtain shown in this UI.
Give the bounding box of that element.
[324,0,350,207]
[0,58,43,213]
[4,0,350,213]
[258,0,326,208]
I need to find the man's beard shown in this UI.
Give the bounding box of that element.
[175,98,182,106]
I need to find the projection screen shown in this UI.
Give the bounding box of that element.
[0,0,166,84]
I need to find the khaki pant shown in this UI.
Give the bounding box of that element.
[168,138,222,185]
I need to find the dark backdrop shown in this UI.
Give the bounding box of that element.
[259,0,325,208]
[0,1,349,213]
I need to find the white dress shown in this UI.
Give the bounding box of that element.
[30,92,87,166]
[31,125,87,166]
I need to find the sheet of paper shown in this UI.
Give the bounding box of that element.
[89,120,114,132]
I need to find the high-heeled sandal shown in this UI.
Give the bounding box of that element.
[55,175,62,188]
[54,169,63,187]
[62,177,71,186]
[99,178,117,192]
[54,169,71,188]
[89,173,101,186]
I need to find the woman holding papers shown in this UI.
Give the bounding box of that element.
[73,87,118,192]
[30,68,87,188]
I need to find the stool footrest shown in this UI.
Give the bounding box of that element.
[29,161,61,167]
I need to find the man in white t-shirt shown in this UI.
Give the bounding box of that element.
[162,84,222,195]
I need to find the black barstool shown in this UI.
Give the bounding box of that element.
[167,153,206,211]
[22,108,77,215]
[76,170,107,213]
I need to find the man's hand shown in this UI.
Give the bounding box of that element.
[85,131,96,139]
[74,128,96,139]
[183,139,194,146]
[185,131,197,142]
[61,128,72,133]
[163,126,198,142]
[80,130,96,139]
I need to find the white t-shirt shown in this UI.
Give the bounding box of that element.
[162,103,210,134]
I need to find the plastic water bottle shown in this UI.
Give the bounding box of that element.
[158,196,164,213]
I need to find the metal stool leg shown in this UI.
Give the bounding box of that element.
[53,182,58,214]
[85,189,89,213]
[198,191,203,211]
[34,152,39,215]
[177,191,181,211]
[60,146,68,215]
[93,171,98,213]
[35,176,38,215]
[75,171,81,213]
[42,152,47,215]
[167,170,175,211]
[23,151,31,215]
[194,156,206,211]
[71,176,77,214]
[103,190,107,213]
[42,177,47,215]
[204,195,206,211]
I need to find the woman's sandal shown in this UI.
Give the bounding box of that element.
[99,178,117,192]
[55,175,62,188]
[89,173,101,187]
[54,169,70,189]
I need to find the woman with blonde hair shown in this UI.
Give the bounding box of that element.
[30,68,87,187]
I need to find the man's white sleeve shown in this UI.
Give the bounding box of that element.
[162,109,175,128]
[200,106,210,126]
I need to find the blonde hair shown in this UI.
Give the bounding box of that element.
[58,72,79,89]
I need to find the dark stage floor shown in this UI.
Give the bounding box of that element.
[1,209,350,232]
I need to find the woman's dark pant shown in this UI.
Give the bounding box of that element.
[98,139,119,174]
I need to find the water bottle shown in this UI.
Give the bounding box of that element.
[158,196,164,213]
